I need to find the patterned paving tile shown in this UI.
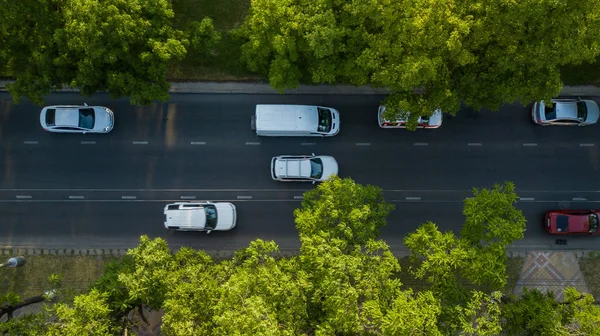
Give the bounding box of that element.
[514,251,589,301]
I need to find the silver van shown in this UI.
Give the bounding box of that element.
[252,104,340,137]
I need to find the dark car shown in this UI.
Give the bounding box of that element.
[544,210,600,235]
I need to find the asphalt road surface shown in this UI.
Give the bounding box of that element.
[0,92,599,251]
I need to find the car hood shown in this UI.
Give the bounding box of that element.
[215,203,236,231]
[318,156,338,180]
[585,100,600,123]
[92,107,114,132]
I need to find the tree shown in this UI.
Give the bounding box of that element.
[0,0,219,105]
[294,176,395,246]
[236,0,600,129]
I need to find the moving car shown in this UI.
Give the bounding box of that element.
[271,154,338,183]
[40,104,114,133]
[531,99,600,126]
[163,202,237,233]
[253,104,340,137]
[544,210,600,235]
[378,105,443,129]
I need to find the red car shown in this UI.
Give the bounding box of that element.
[545,210,600,235]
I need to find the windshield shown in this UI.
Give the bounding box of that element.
[204,204,218,230]
[78,108,95,129]
[317,107,332,133]
[576,101,588,121]
[309,158,323,179]
[589,213,599,233]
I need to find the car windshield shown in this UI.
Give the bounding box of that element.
[576,101,588,121]
[78,108,95,129]
[317,107,332,133]
[310,158,323,179]
[204,204,218,230]
[589,213,599,233]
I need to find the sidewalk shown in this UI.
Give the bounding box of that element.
[1,80,600,96]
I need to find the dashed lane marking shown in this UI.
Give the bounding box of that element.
[68,196,84,199]
[190,142,206,145]
[81,141,96,145]
[133,141,148,145]
[301,143,316,146]
[23,141,38,145]
[414,143,428,146]
[519,197,535,201]
[180,196,196,200]
[522,143,538,147]
[405,197,421,201]
[245,142,260,146]
[237,196,252,199]
[121,196,137,200]
[293,196,304,200]
[16,195,32,199]
[356,142,371,146]
[467,143,482,146]
[573,197,587,201]
[580,143,595,147]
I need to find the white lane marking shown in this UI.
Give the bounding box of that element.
[245,142,260,146]
[467,143,482,146]
[580,143,595,147]
[519,197,535,201]
[121,196,137,200]
[301,142,316,146]
[237,196,252,199]
[190,142,206,145]
[522,143,538,147]
[81,141,96,145]
[573,197,587,201]
[356,142,371,146]
[414,143,428,146]
[180,196,196,200]
[405,197,421,201]
[68,196,84,199]
[293,196,304,200]
[16,195,32,199]
[23,141,38,145]
[133,141,148,145]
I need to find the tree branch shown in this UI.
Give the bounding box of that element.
[0,295,46,321]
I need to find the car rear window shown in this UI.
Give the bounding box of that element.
[543,105,556,120]
[45,109,56,126]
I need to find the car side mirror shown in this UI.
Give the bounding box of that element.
[84,103,88,106]
[206,230,212,234]
[82,131,87,135]
[311,153,315,156]
[312,181,316,185]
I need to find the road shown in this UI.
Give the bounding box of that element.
[0,92,599,251]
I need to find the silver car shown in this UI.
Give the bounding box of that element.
[531,99,600,126]
[271,153,339,183]
[40,104,114,133]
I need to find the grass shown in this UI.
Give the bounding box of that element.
[0,254,117,300]
[577,252,600,299]
[168,0,262,82]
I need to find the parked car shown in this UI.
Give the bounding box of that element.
[163,202,237,233]
[40,104,114,133]
[271,154,338,183]
[378,105,443,129]
[544,210,600,235]
[531,99,599,126]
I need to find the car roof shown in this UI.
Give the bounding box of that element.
[165,206,207,229]
[275,157,311,179]
[53,108,81,127]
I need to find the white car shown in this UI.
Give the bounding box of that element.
[378,105,442,129]
[271,154,338,183]
[40,104,114,133]
[531,99,600,126]
[163,202,237,233]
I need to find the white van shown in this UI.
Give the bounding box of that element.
[253,104,340,137]
[163,202,236,233]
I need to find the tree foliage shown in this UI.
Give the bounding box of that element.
[294,176,394,246]
[236,0,600,129]
[0,0,218,105]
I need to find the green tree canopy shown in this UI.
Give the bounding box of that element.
[236,0,600,129]
[294,176,394,246]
